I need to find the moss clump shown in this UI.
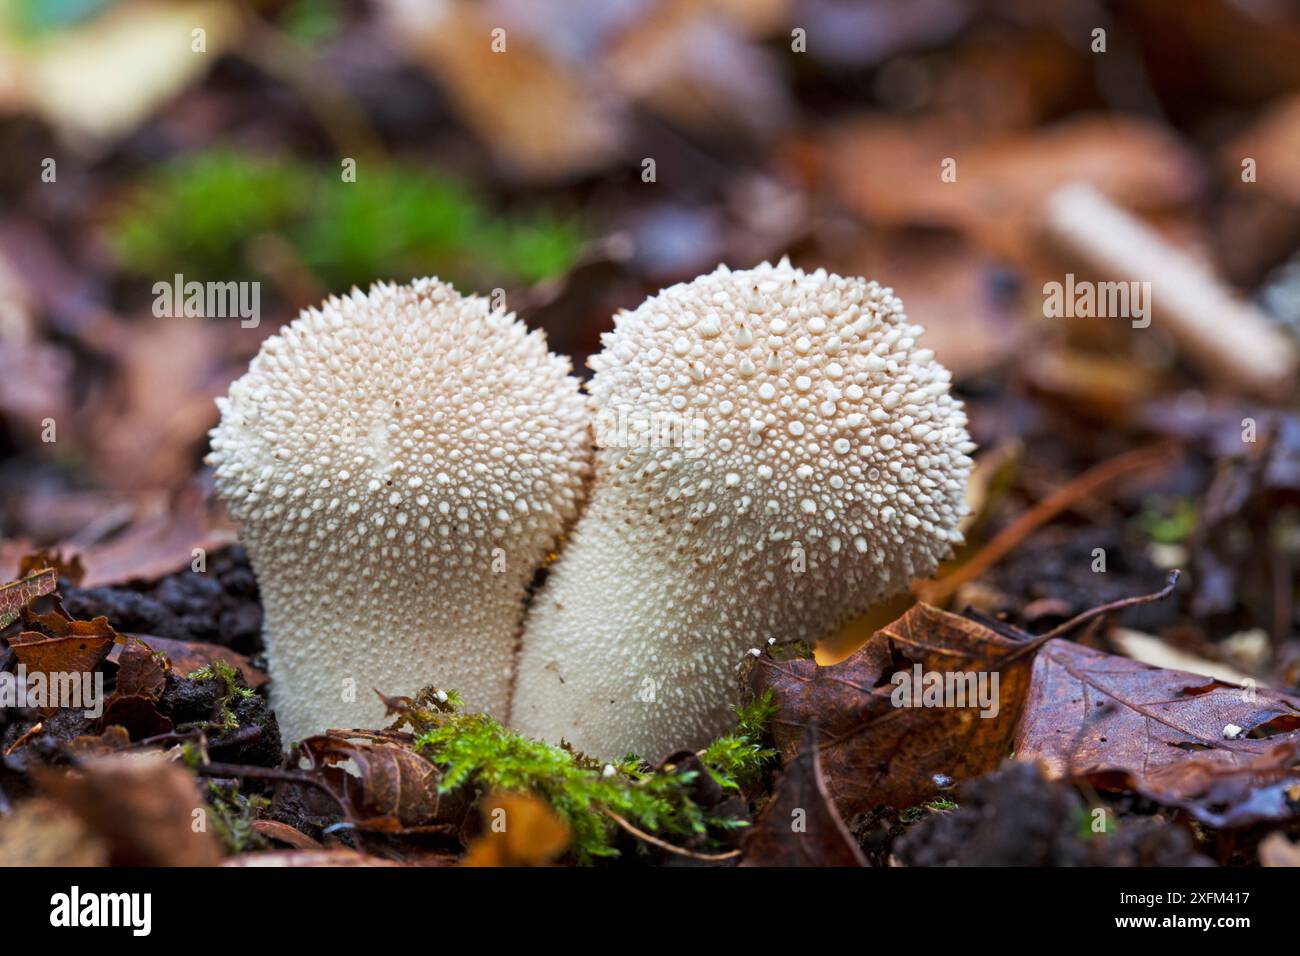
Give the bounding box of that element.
[205,783,270,855]
[109,149,583,294]
[409,689,777,863]
[187,660,255,732]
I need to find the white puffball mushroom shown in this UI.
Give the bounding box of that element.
[510,260,974,760]
[209,278,590,744]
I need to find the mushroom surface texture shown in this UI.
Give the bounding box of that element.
[209,277,591,744]
[510,260,974,760]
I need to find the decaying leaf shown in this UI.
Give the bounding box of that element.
[1015,639,1300,826]
[0,566,57,630]
[462,792,570,867]
[107,634,267,691]
[300,735,464,833]
[250,819,323,851]
[7,613,118,679]
[0,798,108,867]
[113,635,168,700]
[748,602,1035,814]
[741,725,866,867]
[36,752,222,866]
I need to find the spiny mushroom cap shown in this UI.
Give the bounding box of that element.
[512,260,973,757]
[588,259,972,597]
[209,277,590,740]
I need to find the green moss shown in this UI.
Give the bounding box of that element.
[187,660,254,732]
[109,150,584,294]
[1139,497,1199,546]
[111,151,309,282]
[408,688,777,863]
[205,783,270,855]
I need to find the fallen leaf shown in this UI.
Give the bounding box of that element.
[250,819,323,851]
[17,550,84,585]
[113,635,169,700]
[107,633,267,691]
[0,799,108,867]
[1015,638,1300,822]
[300,736,462,832]
[36,752,223,866]
[1109,628,1261,688]
[75,485,235,588]
[816,114,1202,266]
[0,566,56,630]
[99,694,174,741]
[1121,742,1300,829]
[66,725,131,756]
[381,0,625,181]
[748,602,1035,814]
[741,724,867,866]
[463,792,570,867]
[7,616,118,680]
[5,0,243,147]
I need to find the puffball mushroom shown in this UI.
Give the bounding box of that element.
[208,278,590,744]
[511,260,974,760]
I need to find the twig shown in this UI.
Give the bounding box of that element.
[915,442,1176,605]
[193,760,344,807]
[600,807,741,862]
[1037,569,1180,642]
[1042,183,1297,397]
[1005,570,1182,664]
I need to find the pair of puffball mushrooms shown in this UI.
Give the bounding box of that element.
[208,260,975,760]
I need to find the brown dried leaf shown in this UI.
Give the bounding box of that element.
[0,799,108,867]
[741,725,867,867]
[76,486,234,588]
[8,617,117,679]
[0,566,56,630]
[17,550,83,585]
[1015,639,1300,826]
[301,736,460,832]
[748,603,1035,814]
[100,694,174,741]
[66,725,131,757]
[250,819,323,851]
[37,753,222,866]
[817,114,1202,266]
[113,635,168,700]
[107,634,267,691]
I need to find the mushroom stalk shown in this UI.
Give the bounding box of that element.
[209,278,590,744]
[511,261,973,760]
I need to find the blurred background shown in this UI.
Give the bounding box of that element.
[0,0,1297,678]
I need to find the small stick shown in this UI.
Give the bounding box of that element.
[600,807,741,862]
[1042,183,1297,397]
[1036,569,1180,642]
[1005,570,1181,664]
[915,442,1175,604]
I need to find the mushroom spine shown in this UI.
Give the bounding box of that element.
[510,261,974,759]
[209,278,590,744]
